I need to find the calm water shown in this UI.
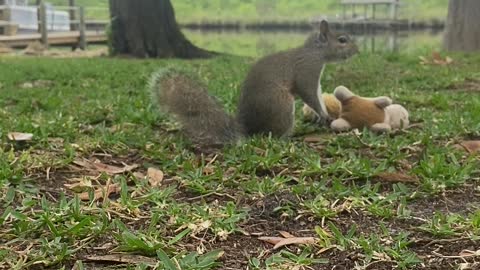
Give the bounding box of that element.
[184,29,444,57]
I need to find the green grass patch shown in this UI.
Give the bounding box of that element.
[1,48,480,269]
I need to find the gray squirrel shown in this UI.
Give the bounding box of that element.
[150,20,358,148]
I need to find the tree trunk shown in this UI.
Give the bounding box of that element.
[444,0,480,52]
[108,0,215,58]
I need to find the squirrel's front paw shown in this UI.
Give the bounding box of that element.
[315,115,333,127]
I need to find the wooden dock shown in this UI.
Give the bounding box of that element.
[0,31,107,48]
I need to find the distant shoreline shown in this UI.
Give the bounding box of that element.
[179,19,445,33]
[84,19,445,34]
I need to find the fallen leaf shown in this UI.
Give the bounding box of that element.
[375,172,419,183]
[78,183,121,201]
[7,132,33,141]
[453,141,480,154]
[459,250,480,257]
[133,172,146,179]
[258,236,282,244]
[64,177,93,192]
[373,251,392,261]
[259,234,318,250]
[147,167,164,187]
[48,137,64,145]
[203,165,215,175]
[93,162,138,175]
[72,158,138,175]
[85,254,157,266]
[278,231,295,238]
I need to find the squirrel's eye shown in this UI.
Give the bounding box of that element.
[338,36,348,44]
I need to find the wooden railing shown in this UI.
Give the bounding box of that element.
[0,2,109,48]
[340,0,401,21]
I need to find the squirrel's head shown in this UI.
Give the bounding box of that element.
[304,20,359,61]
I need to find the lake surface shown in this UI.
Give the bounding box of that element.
[184,29,444,57]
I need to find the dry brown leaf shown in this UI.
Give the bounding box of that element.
[273,237,317,250]
[278,231,295,238]
[78,183,121,201]
[203,165,215,175]
[72,159,96,170]
[93,162,138,175]
[85,254,157,266]
[259,235,317,250]
[453,141,480,154]
[72,158,138,175]
[7,132,33,141]
[147,167,164,187]
[64,177,93,192]
[259,236,284,245]
[459,249,480,257]
[375,172,419,183]
[133,172,146,179]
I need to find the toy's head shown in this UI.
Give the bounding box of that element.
[384,104,410,130]
[303,93,342,122]
[334,86,388,129]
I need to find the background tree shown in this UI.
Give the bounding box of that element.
[108,0,215,58]
[444,0,480,52]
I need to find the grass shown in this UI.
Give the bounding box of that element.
[1,45,480,269]
[47,0,448,23]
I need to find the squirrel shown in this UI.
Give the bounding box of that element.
[150,20,358,148]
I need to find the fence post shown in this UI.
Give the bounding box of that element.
[390,0,399,21]
[78,6,86,50]
[35,0,41,33]
[372,4,376,20]
[39,1,48,48]
[69,0,78,31]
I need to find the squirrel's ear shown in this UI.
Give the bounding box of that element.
[319,20,330,35]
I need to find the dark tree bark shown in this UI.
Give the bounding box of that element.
[444,0,480,52]
[108,0,215,58]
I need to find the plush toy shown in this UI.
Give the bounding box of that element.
[303,93,342,122]
[303,86,409,132]
[329,86,409,132]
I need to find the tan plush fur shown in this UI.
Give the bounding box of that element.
[330,86,409,133]
[340,96,386,128]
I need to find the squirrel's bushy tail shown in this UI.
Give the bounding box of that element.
[149,67,243,147]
